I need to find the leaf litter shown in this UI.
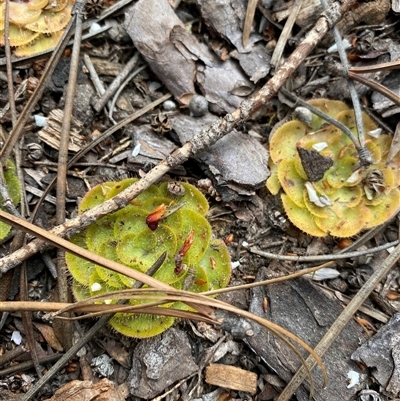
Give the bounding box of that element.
[0,0,400,400]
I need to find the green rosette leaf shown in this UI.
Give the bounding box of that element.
[0,160,21,239]
[266,99,400,238]
[65,180,231,338]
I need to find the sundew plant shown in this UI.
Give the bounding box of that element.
[266,99,400,237]
[66,179,231,338]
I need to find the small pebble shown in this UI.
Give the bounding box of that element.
[34,114,47,127]
[89,22,102,35]
[293,106,312,125]
[11,331,22,345]
[189,95,208,117]
[162,100,177,111]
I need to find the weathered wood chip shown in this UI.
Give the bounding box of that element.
[205,363,257,394]
[37,109,86,153]
[42,379,129,401]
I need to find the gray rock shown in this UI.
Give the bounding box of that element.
[127,328,198,399]
[173,114,269,201]
[352,312,400,397]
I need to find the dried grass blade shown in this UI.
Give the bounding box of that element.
[349,60,400,74]
[0,209,215,318]
[348,70,400,108]
[242,0,258,46]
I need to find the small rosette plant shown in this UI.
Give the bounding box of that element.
[266,99,400,237]
[66,179,231,338]
[0,0,74,57]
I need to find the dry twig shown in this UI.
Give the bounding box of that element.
[54,0,85,348]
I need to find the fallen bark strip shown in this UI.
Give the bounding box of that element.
[277,241,400,401]
[0,0,356,274]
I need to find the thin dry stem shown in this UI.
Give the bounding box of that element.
[54,0,85,349]
[270,0,304,68]
[242,0,258,46]
[250,240,398,262]
[4,0,16,125]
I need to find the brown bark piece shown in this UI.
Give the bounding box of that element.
[246,270,367,401]
[124,0,197,102]
[42,379,129,401]
[37,109,85,153]
[205,363,257,394]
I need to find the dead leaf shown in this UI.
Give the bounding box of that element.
[33,322,64,352]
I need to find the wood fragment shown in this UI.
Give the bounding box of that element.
[205,363,257,394]
[89,57,123,77]
[271,0,304,69]
[273,0,324,27]
[37,109,85,153]
[42,379,129,401]
[242,0,258,46]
